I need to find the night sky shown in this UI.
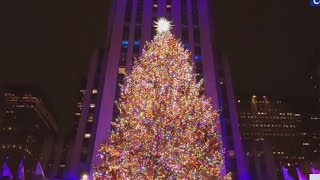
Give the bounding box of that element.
[0,1,319,134]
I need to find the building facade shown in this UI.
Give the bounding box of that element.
[67,1,249,179]
[0,86,59,179]
[237,95,320,179]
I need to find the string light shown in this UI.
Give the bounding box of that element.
[94,18,230,180]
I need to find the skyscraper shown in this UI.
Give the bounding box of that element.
[0,86,58,179]
[67,1,248,179]
[237,95,320,179]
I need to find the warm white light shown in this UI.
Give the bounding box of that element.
[81,173,89,180]
[154,18,172,33]
[92,89,98,94]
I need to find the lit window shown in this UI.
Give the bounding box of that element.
[238,100,241,103]
[194,55,202,61]
[88,116,93,122]
[229,150,235,158]
[75,113,81,116]
[84,134,91,138]
[121,40,129,48]
[92,89,98,94]
[302,143,310,146]
[90,104,95,108]
[118,67,125,75]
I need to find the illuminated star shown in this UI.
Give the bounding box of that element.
[154,18,172,33]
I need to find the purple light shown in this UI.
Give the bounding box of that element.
[281,166,294,180]
[312,168,320,174]
[310,163,320,174]
[311,167,320,174]
[296,167,307,180]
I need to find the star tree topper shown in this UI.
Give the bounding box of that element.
[154,18,172,33]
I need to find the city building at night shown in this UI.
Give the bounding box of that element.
[237,95,320,179]
[67,1,249,179]
[0,86,59,179]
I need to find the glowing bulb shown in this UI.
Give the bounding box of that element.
[81,173,89,180]
[154,18,172,33]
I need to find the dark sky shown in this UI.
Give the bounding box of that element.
[0,1,319,134]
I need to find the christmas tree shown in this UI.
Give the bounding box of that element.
[94,18,230,180]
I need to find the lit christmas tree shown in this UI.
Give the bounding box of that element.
[94,18,230,180]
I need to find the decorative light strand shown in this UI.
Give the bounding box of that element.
[94,18,231,180]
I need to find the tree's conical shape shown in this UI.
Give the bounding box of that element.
[94,22,230,180]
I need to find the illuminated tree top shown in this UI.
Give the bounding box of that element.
[154,18,172,34]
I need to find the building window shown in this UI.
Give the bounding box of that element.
[136,0,144,24]
[182,28,188,41]
[195,46,201,56]
[92,89,98,94]
[166,0,172,14]
[84,134,91,138]
[194,28,200,43]
[181,0,188,25]
[118,67,126,75]
[121,40,129,54]
[229,150,235,158]
[191,0,199,25]
[125,0,132,22]
[194,55,202,62]
[134,25,141,41]
[153,0,158,11]
[122,26,129,40]
[87,115,93,122]
[133,42,140,54]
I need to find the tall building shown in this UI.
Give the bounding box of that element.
[67,1,249,179]
[0,86,59,179]
[237,95,320,179]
